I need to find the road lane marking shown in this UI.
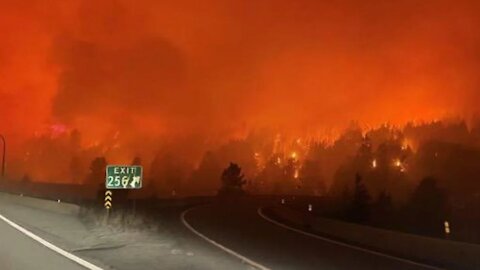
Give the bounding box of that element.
[0,213,103,270]
[257,207,444,270]
[181,206,271,270]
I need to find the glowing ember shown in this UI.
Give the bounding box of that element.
[276,157,282,165]
[394,159,401,167]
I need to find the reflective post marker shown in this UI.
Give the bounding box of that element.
[444,221,451,239]
[105,190,113,209]
[104,190,112,223]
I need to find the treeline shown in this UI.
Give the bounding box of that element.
[16,120,480,201]
[321,174,450,240]
[10,118,480,242]
[13,119,480,243]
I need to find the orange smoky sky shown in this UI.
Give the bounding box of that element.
[1,0,480,155]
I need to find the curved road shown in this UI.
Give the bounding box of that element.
[183,201,439,270]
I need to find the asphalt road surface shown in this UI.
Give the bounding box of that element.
[183,201,440,270]
[0,215,91,270]
[0,195,251,270]
[0,196,444,270]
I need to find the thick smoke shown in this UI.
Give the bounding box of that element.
[1,0,480,182]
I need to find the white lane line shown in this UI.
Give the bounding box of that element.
[0,213,103,270]
[181,207,271,270]
[257,207,444,270]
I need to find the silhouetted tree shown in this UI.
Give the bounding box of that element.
[331,133,412,203]
[413,140,480,201]
[189,151,222,195]
[255,154,284,194]
[86,157,107,186]
[218,163,246,196]
[300,159,326,196]
[346,173,371,223]
[86,157,107,204]
[404,177,449,237]
[330,136,373,197]
[327,186,352,220]
[371,190,395,228]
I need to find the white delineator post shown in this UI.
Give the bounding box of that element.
[444,221,450,239]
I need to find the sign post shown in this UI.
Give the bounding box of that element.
[105,165,143,219]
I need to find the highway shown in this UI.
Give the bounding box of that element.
[0,214,94,270]
[182,201,440,270]
[0,194,253,270]
[0,195,452,270]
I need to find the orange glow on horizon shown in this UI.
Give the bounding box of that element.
[1,1,480,182]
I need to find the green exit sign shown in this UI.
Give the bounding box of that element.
[106,165,143,189]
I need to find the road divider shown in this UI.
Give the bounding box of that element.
[261,206,480,270]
